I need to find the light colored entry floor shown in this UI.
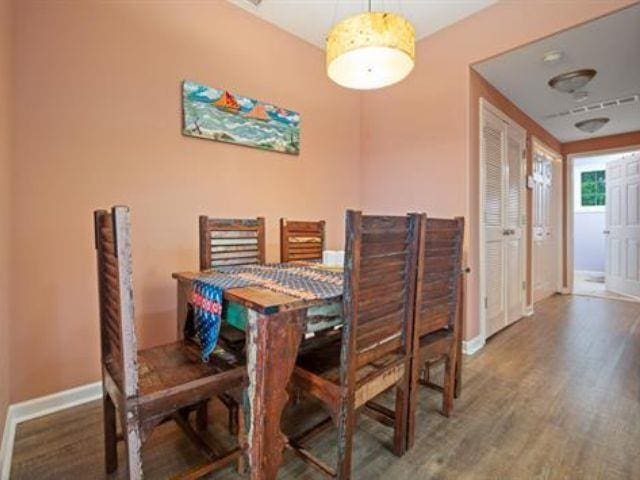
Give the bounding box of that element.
[573,271,638,302]
[9,295,640,479]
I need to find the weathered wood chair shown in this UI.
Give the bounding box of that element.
[407,216,465,449]
[197,216,266,350]
[280,218,325,263]
[197,216,266,433]
[95,206,246,479]
[288,210,420,479]
[199,216,265,270]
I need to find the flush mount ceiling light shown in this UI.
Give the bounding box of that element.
[548,69,597,93]
[542,50,564,64]
[575,117,609,133]
[326,1,415,90]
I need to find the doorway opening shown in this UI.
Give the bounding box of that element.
[570,149,640,301]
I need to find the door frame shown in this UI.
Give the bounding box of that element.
[565,144,640,293]
[478,98,527,343]
[531,138,564,299]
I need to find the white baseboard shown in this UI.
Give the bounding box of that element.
[524,305,534,317]
[0,381,101,479]
[462,334,485,356]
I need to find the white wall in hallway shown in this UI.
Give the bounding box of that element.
[574,211,606,272]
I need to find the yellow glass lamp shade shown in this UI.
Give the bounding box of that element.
[326,12,415,90]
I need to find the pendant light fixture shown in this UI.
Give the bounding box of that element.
[326,0,415,90]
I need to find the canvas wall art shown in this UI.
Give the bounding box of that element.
[182,80,300,155]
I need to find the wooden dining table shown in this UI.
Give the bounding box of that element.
[172,265,343,480]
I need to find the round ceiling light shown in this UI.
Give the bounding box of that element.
[548,69,597,93]
[542,50,564,64]
[326,12,415,90]
[575,117,609,133]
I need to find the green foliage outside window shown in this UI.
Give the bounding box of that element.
[581,170,606,207]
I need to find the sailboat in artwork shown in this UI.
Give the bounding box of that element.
[245,102,270,121]
[213,91,240,112]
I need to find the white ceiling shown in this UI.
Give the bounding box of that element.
[474,3,640,143]
[227,0,496,48]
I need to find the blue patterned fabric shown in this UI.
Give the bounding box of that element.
[190,280,223,361]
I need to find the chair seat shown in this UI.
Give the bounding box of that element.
[294,338,405,410]
[418,327,454,360]
[136,341,245,407]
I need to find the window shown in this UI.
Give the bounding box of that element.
[580,170,606,207]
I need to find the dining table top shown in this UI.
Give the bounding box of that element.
[172,262,343,314]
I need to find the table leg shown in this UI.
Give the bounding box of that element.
[245,308,305,480]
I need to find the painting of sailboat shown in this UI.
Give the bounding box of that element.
[182,80,300,155]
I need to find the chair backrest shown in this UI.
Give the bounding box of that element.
[199,216,266,270]
[341,210,420,375]
[414,216,465,338]
[280,219,325,263]
[94,206,139,398]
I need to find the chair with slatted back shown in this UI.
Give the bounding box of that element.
[197,216,266,432]
[95,206,246,479]
[199,216,265,270]
[406,215,465,449]
[287,210,420,479]
[280,218,325,263]
[198,216,265,351]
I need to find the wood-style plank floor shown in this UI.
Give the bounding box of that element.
[10,295,640,479]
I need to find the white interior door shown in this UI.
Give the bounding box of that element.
[505,124,526,324]
[481,101,526,338]
[533,148,558,302]
[606,152,640,298]
[483,108,506,337]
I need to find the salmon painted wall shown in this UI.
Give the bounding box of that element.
[360,0,636,341]
[0,0,11,431]
[10,1,361,402]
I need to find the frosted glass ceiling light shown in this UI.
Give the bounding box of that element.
[575,117,609,133]
[548,69,597,93]
[326,1,415,90]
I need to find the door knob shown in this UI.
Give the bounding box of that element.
[603,230,610,234]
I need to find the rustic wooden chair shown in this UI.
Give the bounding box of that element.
[280,218,325,263]
[407,216,465,449]
[287,210,420,479]
[199,216,265,270]
[197,216,266,433]
[197,216,266,350]
[95,206,246,479]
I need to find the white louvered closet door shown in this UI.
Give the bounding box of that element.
[482,102,526,338]
[482,108,507,337]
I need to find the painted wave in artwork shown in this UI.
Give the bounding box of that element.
[182,80,300,155]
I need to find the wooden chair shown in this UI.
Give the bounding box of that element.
[197,216,265,433]
[95,206,246,479]
[199,216,265,270]
[407,216,465,449]
[288,210,420,479]
[280,218,325,263]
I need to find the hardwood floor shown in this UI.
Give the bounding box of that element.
[10,295,640,479]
